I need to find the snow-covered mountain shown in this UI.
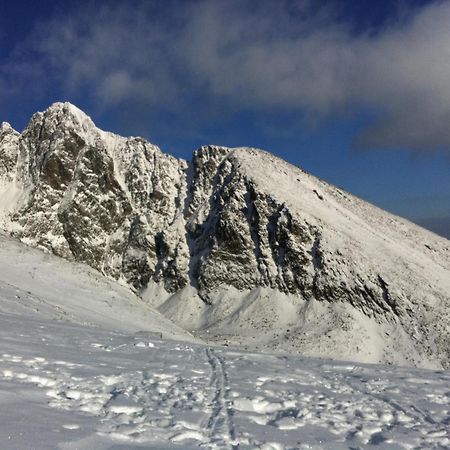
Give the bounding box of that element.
[0,102,449,368]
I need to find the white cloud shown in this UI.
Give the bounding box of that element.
[2,0,450,151]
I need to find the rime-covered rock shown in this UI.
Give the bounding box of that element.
[0,122,20,182]
[1,103,187,288]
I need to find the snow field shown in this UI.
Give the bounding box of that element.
[0,312,449,449]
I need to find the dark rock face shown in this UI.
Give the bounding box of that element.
[0,122,20,180]
[58,144,132,267]
[4,103,188,289]
[0,102,449,367]
[186,157,318,301]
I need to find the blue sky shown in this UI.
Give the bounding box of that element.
[0,0,449,238]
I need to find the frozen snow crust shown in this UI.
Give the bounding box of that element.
[0,102,449,368]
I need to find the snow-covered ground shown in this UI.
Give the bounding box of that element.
[1,314,450,449]
[0,233,449,449]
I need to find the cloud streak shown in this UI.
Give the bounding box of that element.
[2,0,450,151]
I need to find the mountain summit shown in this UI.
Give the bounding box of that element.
[0,102,449,367]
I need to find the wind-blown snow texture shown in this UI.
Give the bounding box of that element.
[0,102,449,368]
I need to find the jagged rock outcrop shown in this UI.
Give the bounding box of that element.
[2,103,188,291]
[0,122,20,182]
[1,102,449,368]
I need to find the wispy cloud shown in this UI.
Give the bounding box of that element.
[2,0,450,151]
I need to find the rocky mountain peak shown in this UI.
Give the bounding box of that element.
[0,122,18,143]
[0,103,449,368]
[23,102,97,148]
[43,101,94,126]
[1,121,15,132]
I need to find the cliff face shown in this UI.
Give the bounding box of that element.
[1,102,449,368]
[1,103,188,291]
[0,122,20,181]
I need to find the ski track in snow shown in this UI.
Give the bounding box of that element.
[0,313,449,449]
[205,348,237,449]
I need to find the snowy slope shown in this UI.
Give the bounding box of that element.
[0,232,193,340]
[1,284,449,449]
[0,103,449,368]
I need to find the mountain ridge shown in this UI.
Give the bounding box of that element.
[0,102,449,368]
